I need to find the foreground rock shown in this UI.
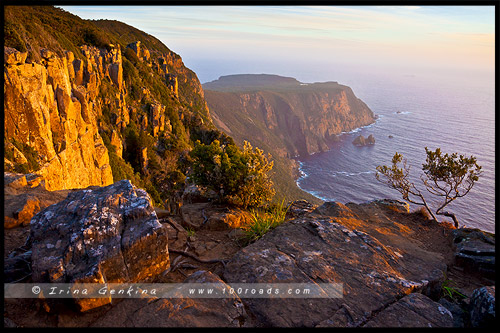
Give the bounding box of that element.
[223,200,449,327]
[30,180,170,311]
[470,286,495,327]
[91,271,248,327]
[452,228,495,280]
[363,293,454,327]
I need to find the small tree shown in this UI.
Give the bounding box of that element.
[190,139,275,208]
[376,148,482,228]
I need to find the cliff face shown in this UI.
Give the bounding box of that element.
[4,6,214,206]
[203,75,375,203]
[4,46,115,190]
[204,75,375,158]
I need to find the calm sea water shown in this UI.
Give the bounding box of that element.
[297,72,495,233]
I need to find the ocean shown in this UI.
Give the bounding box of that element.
[296,71,495,233]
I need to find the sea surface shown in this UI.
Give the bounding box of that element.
[296,72,495,233]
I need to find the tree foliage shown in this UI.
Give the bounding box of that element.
[190,140,275,208]
[376,148,482,227]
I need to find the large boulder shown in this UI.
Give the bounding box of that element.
[362,293,454,327]
[223,213,448,327]
[30,180,170,311]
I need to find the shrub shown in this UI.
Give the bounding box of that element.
[190,139,275,208]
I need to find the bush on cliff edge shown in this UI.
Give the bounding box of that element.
[190,139,276,208]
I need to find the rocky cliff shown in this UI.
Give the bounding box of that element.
[203,74,375,203]
[204,74,376,158]
[4,46,115,190]
[4,6,215,208]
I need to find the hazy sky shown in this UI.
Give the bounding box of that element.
[61,5,495,84]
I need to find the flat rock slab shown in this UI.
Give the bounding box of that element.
[91,271,248,327]
[363,293,454,327]
[30,180,169,311]
[223,207,447,327]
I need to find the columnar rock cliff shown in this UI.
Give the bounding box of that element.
[4,6,214,205]
[4,46,115,190]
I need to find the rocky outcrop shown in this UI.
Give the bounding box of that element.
[223,200,450,327]
[452,229,495,280]
[204,75,375,158]
[180,203,251,231]
[4,46,28,65]
[4,46,119,191]
[30,180,170,311]
[4,173,71,229]
[469,286,495,327]
[353,134,375,146]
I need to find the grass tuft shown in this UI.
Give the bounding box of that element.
[243,199,289,243]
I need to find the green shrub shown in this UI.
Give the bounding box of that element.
[190,139,275,208]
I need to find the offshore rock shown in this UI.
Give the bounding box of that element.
[30,180,170,311]
[223,201,448,327]
[353,134,375,146]
[91,271,248,327]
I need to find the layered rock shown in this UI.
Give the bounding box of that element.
[30,180,170,311]
[452,228,495,280]
[223,200,450,327]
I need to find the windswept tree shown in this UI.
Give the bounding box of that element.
[376,148,482,228]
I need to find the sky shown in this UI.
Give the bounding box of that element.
[61,6,495,84]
